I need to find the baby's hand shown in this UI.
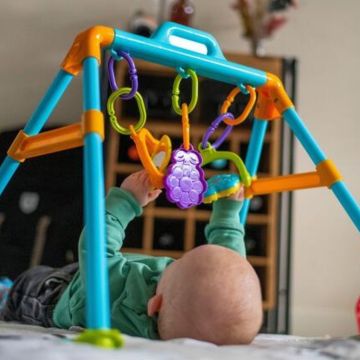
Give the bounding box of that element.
[227,185,245,202]
[121,170,162,207]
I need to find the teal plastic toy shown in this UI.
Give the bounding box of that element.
[203,174,241,204]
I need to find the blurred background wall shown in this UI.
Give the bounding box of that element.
[0,0,359,336]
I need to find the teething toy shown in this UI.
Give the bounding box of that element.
[130,127,171,189]
[203,174,241,204]
[199,110,252,188]
[164,71,207,208]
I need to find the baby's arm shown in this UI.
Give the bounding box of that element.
[120,170,162,208]
[204,186,246,257]
[78,171,161,272]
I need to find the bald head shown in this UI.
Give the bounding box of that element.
[155,244,263,345]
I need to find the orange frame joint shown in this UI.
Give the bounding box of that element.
[7,130,29,162]
[256,73,294,116]
[316,159,342,187]
[81,110,105,140]
[61,26,115,76]
[254,90,281,120]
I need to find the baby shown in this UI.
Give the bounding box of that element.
[0,170,263,345]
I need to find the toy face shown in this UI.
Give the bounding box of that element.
[174,149,200,165]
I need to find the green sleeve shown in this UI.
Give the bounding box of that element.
[78,187,143,274]
[204,198,246,257]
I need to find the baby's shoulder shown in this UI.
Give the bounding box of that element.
[123,253,174,271]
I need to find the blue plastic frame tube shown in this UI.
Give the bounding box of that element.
[284,107,360,232]
[240,119,269,224]
[24,70,74,135]
[0,157,21,195]
[0,70,73,195]
[82,57,110,329]
[283,107,326,164]
[331,182,360,232]
[112,23,267,88]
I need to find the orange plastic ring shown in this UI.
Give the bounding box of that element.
[220,85,256,126]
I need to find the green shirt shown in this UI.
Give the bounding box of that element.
[53,187,245,339]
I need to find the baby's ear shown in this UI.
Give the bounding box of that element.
[147,293,163,316]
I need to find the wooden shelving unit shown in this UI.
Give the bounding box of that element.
[106,53,287,314]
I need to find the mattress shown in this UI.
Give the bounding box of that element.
[0,321,359,360]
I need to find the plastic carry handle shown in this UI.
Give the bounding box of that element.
[151,22,225,59]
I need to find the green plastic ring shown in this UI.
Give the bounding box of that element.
[172,69,198,115]
[107,87,146,135]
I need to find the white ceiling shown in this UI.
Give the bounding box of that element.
[0,1,240,131]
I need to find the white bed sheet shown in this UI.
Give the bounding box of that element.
[0,321,359,360]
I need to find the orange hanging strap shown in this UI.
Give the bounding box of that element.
[181,103,190,151]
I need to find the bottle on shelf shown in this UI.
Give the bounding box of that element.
[169,0,195,26]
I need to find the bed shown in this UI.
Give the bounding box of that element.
[0,321,359,359]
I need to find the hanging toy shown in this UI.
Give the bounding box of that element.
[130,126,172,189]
[199,111,248,203]
[199,112,251,183]
[204,173,241,204]
[107,50,138,99]
[164,69,207,209]
[165,105,207,209]
[199,85,256,203]
[107,51,172,189]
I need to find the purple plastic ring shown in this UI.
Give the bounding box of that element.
[201,112,234,150]
[107,51,138,100]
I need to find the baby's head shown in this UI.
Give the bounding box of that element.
[147,244,263,345]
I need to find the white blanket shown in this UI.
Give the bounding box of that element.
[0,321,359,360]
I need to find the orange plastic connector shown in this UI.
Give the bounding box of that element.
[257,73,294,115]
[7,130,29,162]
[81,110,105,140]
[316,159,342,187]
[7,125,84,161]
[61,26,114,76]
[254,90,281,120]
